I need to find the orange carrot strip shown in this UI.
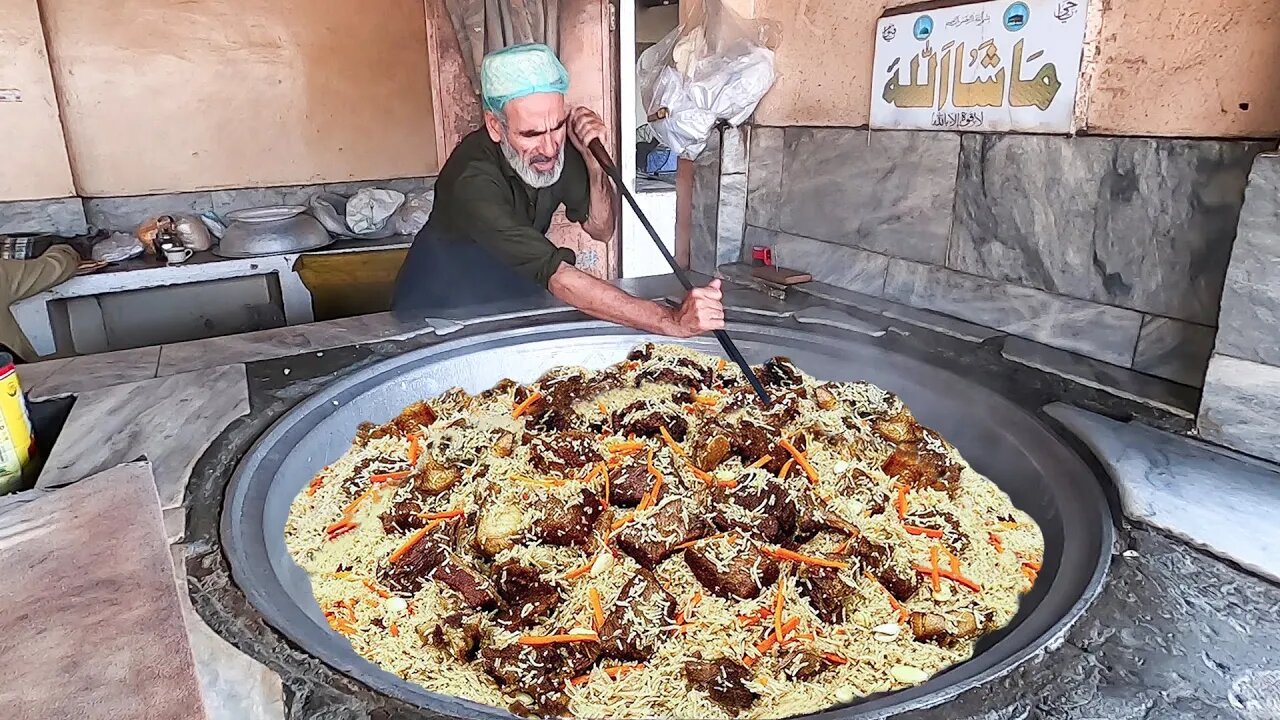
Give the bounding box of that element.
[777,459,794,480]
[822,652,849,665]
[597,400,609,415]
[607,440,646,454]
[518,633,599,646]
[904,524,944,539]
[773,577,785,642]
[693,394,720,405]
[989,532,1005,554]
[610,513,635,531]
[896,484,909,520]
[914,565,984,593]
[599,462,611,508]
[511,391,543,418]
[714,478,739,489]
[306,476,324,496]
[389,526,431,564]
[864,571,909,622]
[1023,561,1042,572]
[777,438,818,483]
[834,539,851,555]
[342,486,380,516]
[363,580,391,599]
[744,617,801,667]
[929,546,941,593]
[566,557,596,580]
[793,632,815,641]
[326,521,357,539]
[1000,520,1020,529]
[748,455,774,470]
[407,434,421,465]
[370,471,411,484]
[948,549,961,575]
[389,622,400,637]
[589,588,606,630]
[690,592,703,607]
[659,426,690,461]
[717,358,728,373]
[761,546,849,570]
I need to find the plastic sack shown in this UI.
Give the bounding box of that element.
[91,232,145,262]
[310,193,399,240]
[639,0,779,160]
[394,189,436,236]
[346,188,406,235]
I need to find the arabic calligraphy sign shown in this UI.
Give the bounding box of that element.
[871,0,1087,132]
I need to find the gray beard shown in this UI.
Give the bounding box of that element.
[499,135,564,189]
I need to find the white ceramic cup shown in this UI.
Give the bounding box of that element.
[164,246,193,264]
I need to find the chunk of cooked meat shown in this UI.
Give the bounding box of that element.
[531,489,605,547]
[910,610,980,647]
[492,430,516,458]
[377,536,498,609]
[610,462,655,507]
[420,612,483,662]
[627,343,655,362]
[410,455,464,496]
[814,384,839,411]
[613,497,709,569]
[882,439,962,494]
[433,387,474,417]
[793,491,861,542]
[635,356,713,389]
[684,659,757,711]
[909,507,970,551]
[848,536,920,602]
[481,640,598,716]
[528,430,603,475]
[380,502,427,534]
[691,424,732,471]
[871,407,924,445]
[600,569,678,661]
[763,392,806,429]
[796,564,856,624]
[759,356,804,389]
[683,536,779,600]
[493,562,561,629]
[780,650,830,681]
[612,399,689,441]
[474,499,525,557]
[708,472,796,543]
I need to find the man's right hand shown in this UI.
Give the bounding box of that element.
[669,279,726,338]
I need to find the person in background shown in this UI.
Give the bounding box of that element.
[392,43,723,337]
[0,244,83,362]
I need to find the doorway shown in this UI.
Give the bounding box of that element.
[618,0,680,278]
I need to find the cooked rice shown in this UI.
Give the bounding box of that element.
[285,343,1044,719]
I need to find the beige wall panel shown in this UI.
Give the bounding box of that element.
[1085,0,1280,137]
[0,0,75,201]
[42,0,439,197]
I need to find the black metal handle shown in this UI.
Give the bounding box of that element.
[587,139,772,406]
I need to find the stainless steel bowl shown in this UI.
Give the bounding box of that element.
[214,205,332,258]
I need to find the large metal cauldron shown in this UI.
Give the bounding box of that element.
[222,318,1112,719]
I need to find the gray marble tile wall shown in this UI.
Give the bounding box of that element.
[737,124,1269,384]
[949,134,1268,326]
[1198,154,1280,463]
[690,127,751,275]
[10,177,435,235]
[0,197,89,236]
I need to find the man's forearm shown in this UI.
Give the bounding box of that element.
[548,264,680,335]
[582,166,617,243]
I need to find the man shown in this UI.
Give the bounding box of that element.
[0,244,82,361]
[392,43,724,337]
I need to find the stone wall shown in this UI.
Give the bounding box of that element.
[1198,154,1280,463]
[695,125,1272,389]
[0,177,435,237]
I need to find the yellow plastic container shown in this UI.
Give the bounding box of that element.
[0,354,33,495]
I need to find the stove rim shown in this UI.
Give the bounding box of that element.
[220,318,1115,720]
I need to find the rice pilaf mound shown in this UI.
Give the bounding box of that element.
[285,343,1044,719]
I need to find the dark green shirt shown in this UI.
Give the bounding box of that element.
[425,129,589,287]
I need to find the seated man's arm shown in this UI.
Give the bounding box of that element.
[2,245,80,303]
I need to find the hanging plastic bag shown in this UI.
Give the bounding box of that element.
[639,0,780,160]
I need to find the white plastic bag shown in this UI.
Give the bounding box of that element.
[91,232,144,262]
[346,188,406,235]
[639,1,779,160]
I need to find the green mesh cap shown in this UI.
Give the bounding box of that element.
[480,43,570,113]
